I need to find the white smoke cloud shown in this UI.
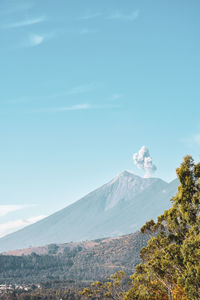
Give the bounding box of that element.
[133,146,157,178]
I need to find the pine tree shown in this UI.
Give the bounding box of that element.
[81,270,126,299]
[124,156,200,299]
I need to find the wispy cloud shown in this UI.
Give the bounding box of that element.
[80,12,102,20]
[4,16,46,29]
[68,27,97,35]
[52,104,91,112]
[0,205,27,217]
[39,104,91,113]
[36,103,120,113]
[28,34,44,47]
[0,215,46,238]
[107,10,139,21]
[5,83,100,105]
[43,83,100,100]
[26,32,56,47]
[80,10,139,22]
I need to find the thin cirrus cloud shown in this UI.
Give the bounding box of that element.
[43,83,100,100]
[4,16,46,29]
[80,10,139,21]
[107,10,140,21]
[36,103,119,113]
[53,104,91,112]
[28,34,44,47]
[43,104,91,113]
[79,12,103,20]
[67,84,98,95]
[0,215,46,238]
[6,83,100,104]
[27,32,55,47]
[0,205,28,217]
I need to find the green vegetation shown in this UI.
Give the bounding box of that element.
[48,244,59,255]
[82,156,200,299]
[0,287,82,300]
[81,271,128,299]
[0,233,149,285]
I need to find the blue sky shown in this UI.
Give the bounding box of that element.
[0,0,200,236]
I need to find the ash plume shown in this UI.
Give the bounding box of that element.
[133,146,157,178]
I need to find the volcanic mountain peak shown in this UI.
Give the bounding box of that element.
[104,170,167,210]
[0,171,178,252]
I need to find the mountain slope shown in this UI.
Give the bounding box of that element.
[0,172,179,252]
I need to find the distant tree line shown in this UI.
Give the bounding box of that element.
[0,234,149,285]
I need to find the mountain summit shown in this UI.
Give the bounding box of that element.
[0,172,178,252]
[105,171,164,210]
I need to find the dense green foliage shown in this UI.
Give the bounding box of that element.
[124,156,200,299]
[81,271,128,300]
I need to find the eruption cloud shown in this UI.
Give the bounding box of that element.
[133,146,157,178]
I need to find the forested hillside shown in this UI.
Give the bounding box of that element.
[0,231,150,285]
